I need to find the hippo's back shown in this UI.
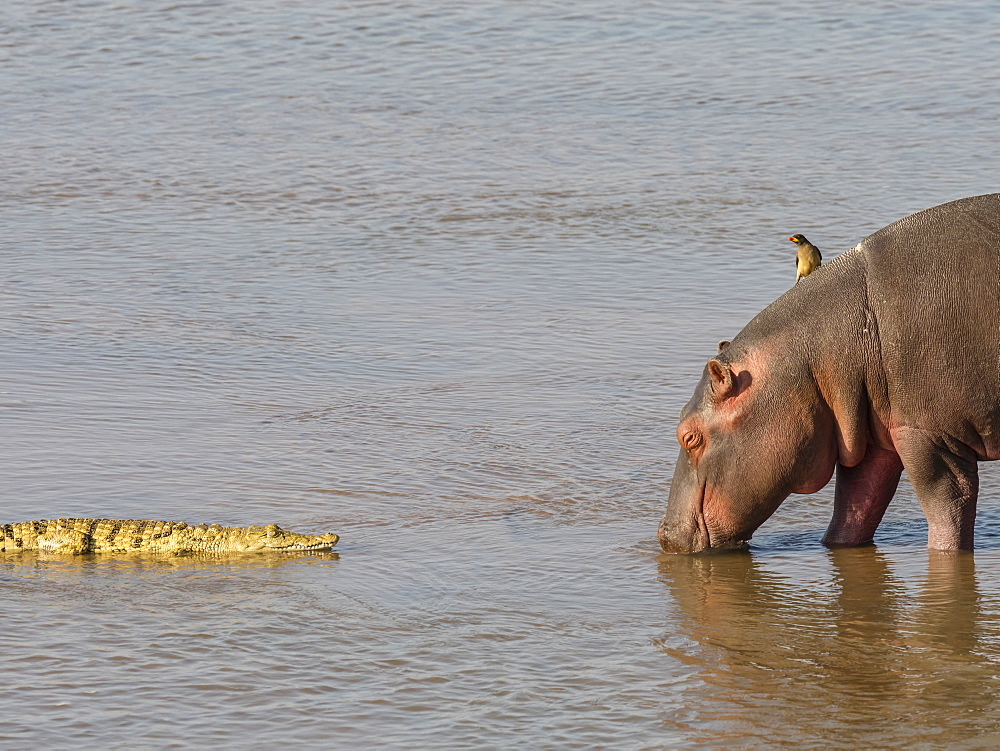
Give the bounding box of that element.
[858,193,1000,458]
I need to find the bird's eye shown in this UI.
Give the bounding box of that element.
[681,432,703,451]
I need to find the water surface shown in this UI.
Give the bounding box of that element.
[2,1,999,747]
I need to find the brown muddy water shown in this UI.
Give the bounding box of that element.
[2,1,999,747]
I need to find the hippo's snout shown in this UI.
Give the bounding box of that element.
[657,519,711,554]
[658,448,713,554]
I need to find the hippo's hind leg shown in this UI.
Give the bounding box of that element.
[894,428,979,551]
[823,444,904,547]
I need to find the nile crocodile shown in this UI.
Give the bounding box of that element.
[0,519,339,555]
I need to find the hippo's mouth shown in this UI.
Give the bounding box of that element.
[658,483,750,554]
[701,485,752,552]
[705,535,750,552]
[698,522,750,553]
[657,479,712,553]
[659,455,752,554]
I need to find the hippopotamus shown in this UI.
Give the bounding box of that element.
[658,194,1000,553]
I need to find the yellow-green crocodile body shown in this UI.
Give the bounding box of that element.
[0,519,339,554]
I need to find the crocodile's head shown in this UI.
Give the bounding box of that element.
[242,525,340,552]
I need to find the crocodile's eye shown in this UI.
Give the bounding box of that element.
[681,431,703,452]
[265,524,279,537]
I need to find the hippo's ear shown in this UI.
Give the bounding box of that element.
[717,340,731,354]
[707,358,736,400]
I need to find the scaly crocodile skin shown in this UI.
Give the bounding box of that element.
[0,519,339,554]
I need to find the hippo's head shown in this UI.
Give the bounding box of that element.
[658,341,839,553]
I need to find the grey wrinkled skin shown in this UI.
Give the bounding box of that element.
[659,194,1000,553]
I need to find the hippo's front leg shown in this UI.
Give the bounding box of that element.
[894,428,980,551]
[823,445,903,547]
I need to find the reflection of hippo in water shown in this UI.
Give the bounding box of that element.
[659,194,1000,553]
[656,550,983,746]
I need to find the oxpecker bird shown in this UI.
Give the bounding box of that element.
[789,234,822,282]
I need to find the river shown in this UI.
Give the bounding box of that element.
[2,1,999,747]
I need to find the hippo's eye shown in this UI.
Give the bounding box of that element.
[681,431,703,451]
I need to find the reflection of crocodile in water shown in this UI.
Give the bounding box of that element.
[0,519,339,554]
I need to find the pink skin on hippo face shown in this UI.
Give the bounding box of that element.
[658,194,1000,554]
